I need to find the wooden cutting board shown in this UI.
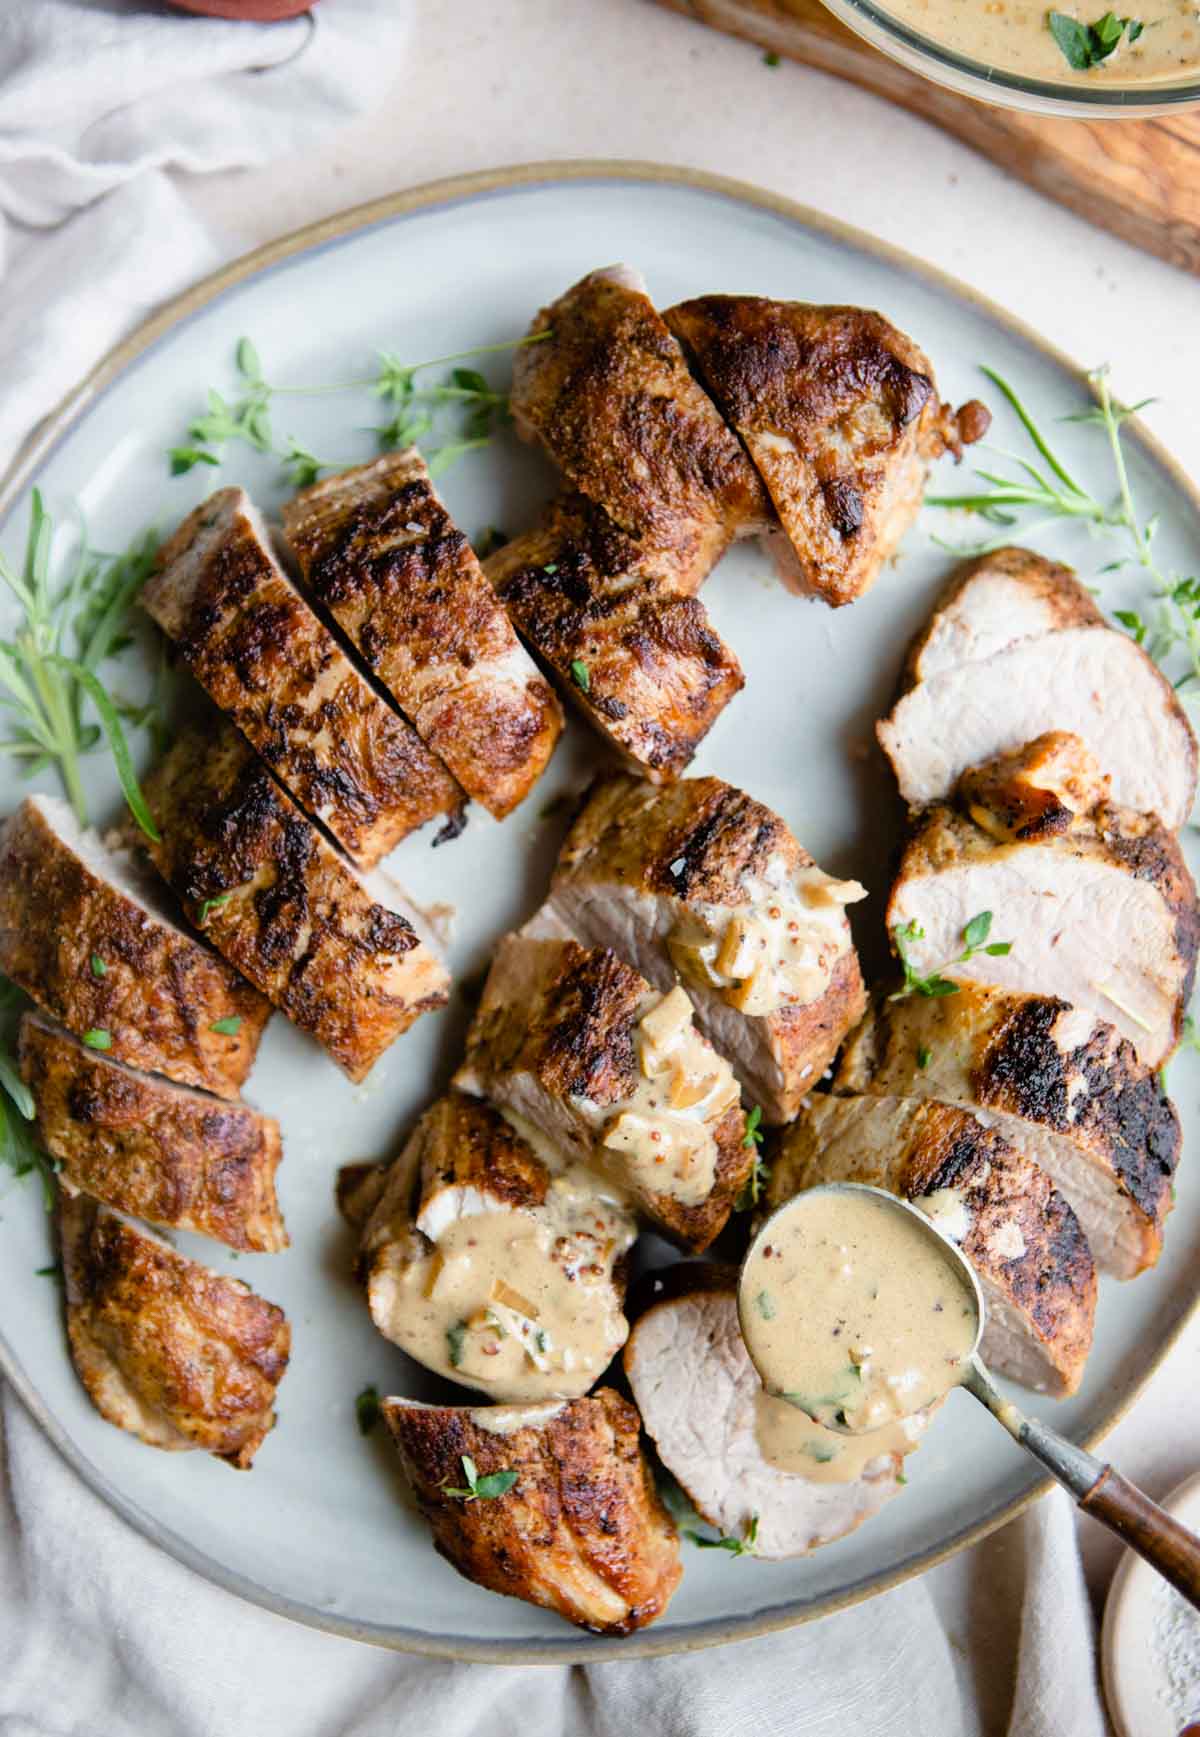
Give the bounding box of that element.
[653,0,1200,275]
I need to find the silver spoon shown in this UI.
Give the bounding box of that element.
[738,1182,1200,1612]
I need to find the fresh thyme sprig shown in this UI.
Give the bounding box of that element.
[687,1513,760,1557]
[890,911,1011,1001]
[169,332,548,488]
[0,977,57,1210]
[0,494,160,838]
[440,1453,518,1502]
[736,1106,769,1211]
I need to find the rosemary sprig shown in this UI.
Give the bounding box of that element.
[169,332,548,488]
[0,495,160,838]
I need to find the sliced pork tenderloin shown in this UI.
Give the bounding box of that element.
[511,265,771,587]
[140,720,449,1082]
[887,800,1199,1069]
[624,1263,926,1560]
[902,547,1104,686]
[484,493,744,782]
[454,934,750,1251]
[835,987,1179,1279]
[0,794,269,1098]
[60,1186,289,1467]
[956,731,1112,845]
[544,771,867,1122]
[771,1096,1097,1396]
[664,295,988,607]
[143,487,461,865]
[357,1093,635,1402]
[20,1011,286,1253]
[381,1388,682,1635]
[280,452,562,819]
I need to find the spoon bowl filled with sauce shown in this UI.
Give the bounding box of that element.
[739,1183,1200,1608]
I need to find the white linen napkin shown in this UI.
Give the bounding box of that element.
[0,5,1114,1730]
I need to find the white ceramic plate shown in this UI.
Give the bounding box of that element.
[1,164,1199,1662]
[1102,1469,1200,1735]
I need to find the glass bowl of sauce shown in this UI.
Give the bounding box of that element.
[809,0,1200,115]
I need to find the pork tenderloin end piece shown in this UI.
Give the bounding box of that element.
[772,1095,1097,1396]
[665,295,988,609]
[60,1188,290,1466]
[485,494,744,783]
[280,452,562,818]
[0,794,269,1098]
[143,486,461,865]
[624,1264,921,1559]
[381,1388,681,1635]
[545,771,867,1121]
[359,1093,634,1403]
[20,1011,286,1253]
[902,547,1105,688]
[140,721,449,1081]
[511,265,770,577]
[834,986,1179,1279]
[887,801,1200,1070]
[877,624,1197,829]
[454,934,750,1251]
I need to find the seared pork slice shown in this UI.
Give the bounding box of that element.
[358,1094,635,1402]
[625,1265,924,1559]
[877,626,1197,828]
[60,1187,289,1466]
[511,265,770,586]
[665,296,988,608]
[454,934,750,1250]
[143,487,461,866]
[834,987,1179,1278]
[381,1389,681,1634]
[0,795,268,1098]
[20,1011,286,1253]
[904,547,1104,686]
[280,453,562,818]
[888,802,1199,1069]
[957,731,1111,845]
[772,1096,1096,1396]
[141,722,449,1081]
[485,493,744,782]
[545,772,867,1122]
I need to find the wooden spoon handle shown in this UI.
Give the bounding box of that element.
[1079,1466,1200,1610]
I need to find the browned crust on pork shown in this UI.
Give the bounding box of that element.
[381,1388,681,1634]
[768,949,866,1118]
[958,732,1111,844]
[20,1013,286,1252]
[665,296,986,608]
[145,490,460,863]
[412,1092,551,1217]
[772,1098,1096,1395]
[281,453,562,818]
[0,798,269,1098]
[512,268,769,579]
[900,548,1106,692]
[140,721,449,1081]
[60,1189,289,1466]
[486,494,744,782]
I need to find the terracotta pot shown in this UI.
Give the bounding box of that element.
[167,0,316,19]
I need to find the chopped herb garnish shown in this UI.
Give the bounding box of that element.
[534,1327,550,1354]
[755,1290,776,1321]
[896,1470,908,1486]
[736,1150,770,1213]
[742,1105,764,1148]
[890,912,1011,1001]
[687,1513,759,1556]
[1047,9,1143,70]
[35,1262,62,1280]
[446,1321,468,1368]
[82,1029,112,1051]
[917,1042,932,1070]
[569,658,591,692]
[802,1440,838,1464]
[355,1384,382,1436]
[441,1453,518,1502]
[197,891,236,925]
[90,954,107,978]
[209,1016,242,1037]
[543,563,559,576]
[764,49,781,65]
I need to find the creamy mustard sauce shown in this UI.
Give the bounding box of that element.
[858,0,1200,85]
[740,1189,977,1435]
[668,859,866,1018]
[597,986,741,1204]
[753,1389,924,1482]
[386,1168,636,1401]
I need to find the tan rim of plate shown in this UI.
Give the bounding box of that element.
[0,160,1198,1664]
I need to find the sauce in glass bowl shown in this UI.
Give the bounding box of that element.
[874,0,1200,85]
